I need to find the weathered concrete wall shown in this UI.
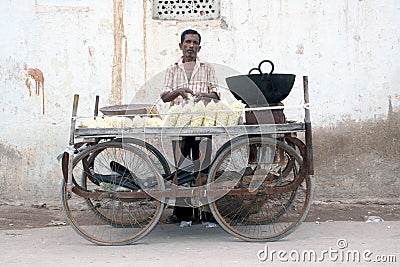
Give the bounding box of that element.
[0,0,116,202]
[0,0,399,203]
[314,108,400,202]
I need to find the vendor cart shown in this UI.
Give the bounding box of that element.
[60,64,314,246]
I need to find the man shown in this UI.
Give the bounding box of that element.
[161,29,219,104]
[161,29,219,223]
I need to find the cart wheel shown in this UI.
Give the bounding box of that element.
[62,141,165,245]
[81,138,170,228]
[207,136,312,242]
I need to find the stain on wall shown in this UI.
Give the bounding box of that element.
[24,64,45,114]
[88,46,95,66]
[110,0,125,105]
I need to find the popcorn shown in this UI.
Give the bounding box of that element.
[163,105,180,127]
[145,117,163,127]
[78,99,245,129]
[131,116,145,127]
[203,100,218,126]
[190,101,206,127]
[227,100,245,126]
[215,100,231,126]
[175,101,194,127]
[78,117,132,128]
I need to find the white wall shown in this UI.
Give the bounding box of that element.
[0,0,399,201]
[141,0,400,125]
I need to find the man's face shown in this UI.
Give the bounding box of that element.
[179,34,201,61]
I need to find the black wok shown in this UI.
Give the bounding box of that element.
[226,60,295,105]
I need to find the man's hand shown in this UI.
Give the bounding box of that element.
[161,88,194,103]
[193,92,220,102]
[177,88,194,99]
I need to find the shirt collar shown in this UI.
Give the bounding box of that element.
[175,56,203,66]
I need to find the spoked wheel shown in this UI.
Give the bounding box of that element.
[62,141,165,245]
[207,136,312,242]
[81,138,170,227]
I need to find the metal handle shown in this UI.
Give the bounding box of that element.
[248,60,275,76]
[258,60,274,77]
[258,60,275,95]
[248,67,260,75]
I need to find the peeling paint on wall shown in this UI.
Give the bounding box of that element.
[296,44,304,55]
[88,46,95,65]
[24,64,45,114]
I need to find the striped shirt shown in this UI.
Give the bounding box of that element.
[163,57,219,105]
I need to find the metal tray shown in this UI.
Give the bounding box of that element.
[99,104,153,116]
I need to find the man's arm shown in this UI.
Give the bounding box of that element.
[161,65,194,103]
[196,63,220,101]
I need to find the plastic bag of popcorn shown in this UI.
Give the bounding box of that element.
[163,105,180,127]
[203,100,218,126]
[190,100,206,127]
[227,100,245,126]
[175,101,194,127]
[215,100,231,126]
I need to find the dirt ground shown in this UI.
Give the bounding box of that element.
[0,200,399,230]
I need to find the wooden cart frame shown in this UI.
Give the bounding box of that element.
[60,76,314,245]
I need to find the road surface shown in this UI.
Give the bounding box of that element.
[1,221,399,266]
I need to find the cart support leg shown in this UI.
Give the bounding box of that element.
[69,94,79,147]
[66,94,79,192]
[303,76,314,175]
[94,95,99,119]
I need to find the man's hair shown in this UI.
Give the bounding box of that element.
[180,29,201,45]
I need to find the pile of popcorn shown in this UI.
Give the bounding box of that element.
[78,99,245,128]
[78,116,163,128]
